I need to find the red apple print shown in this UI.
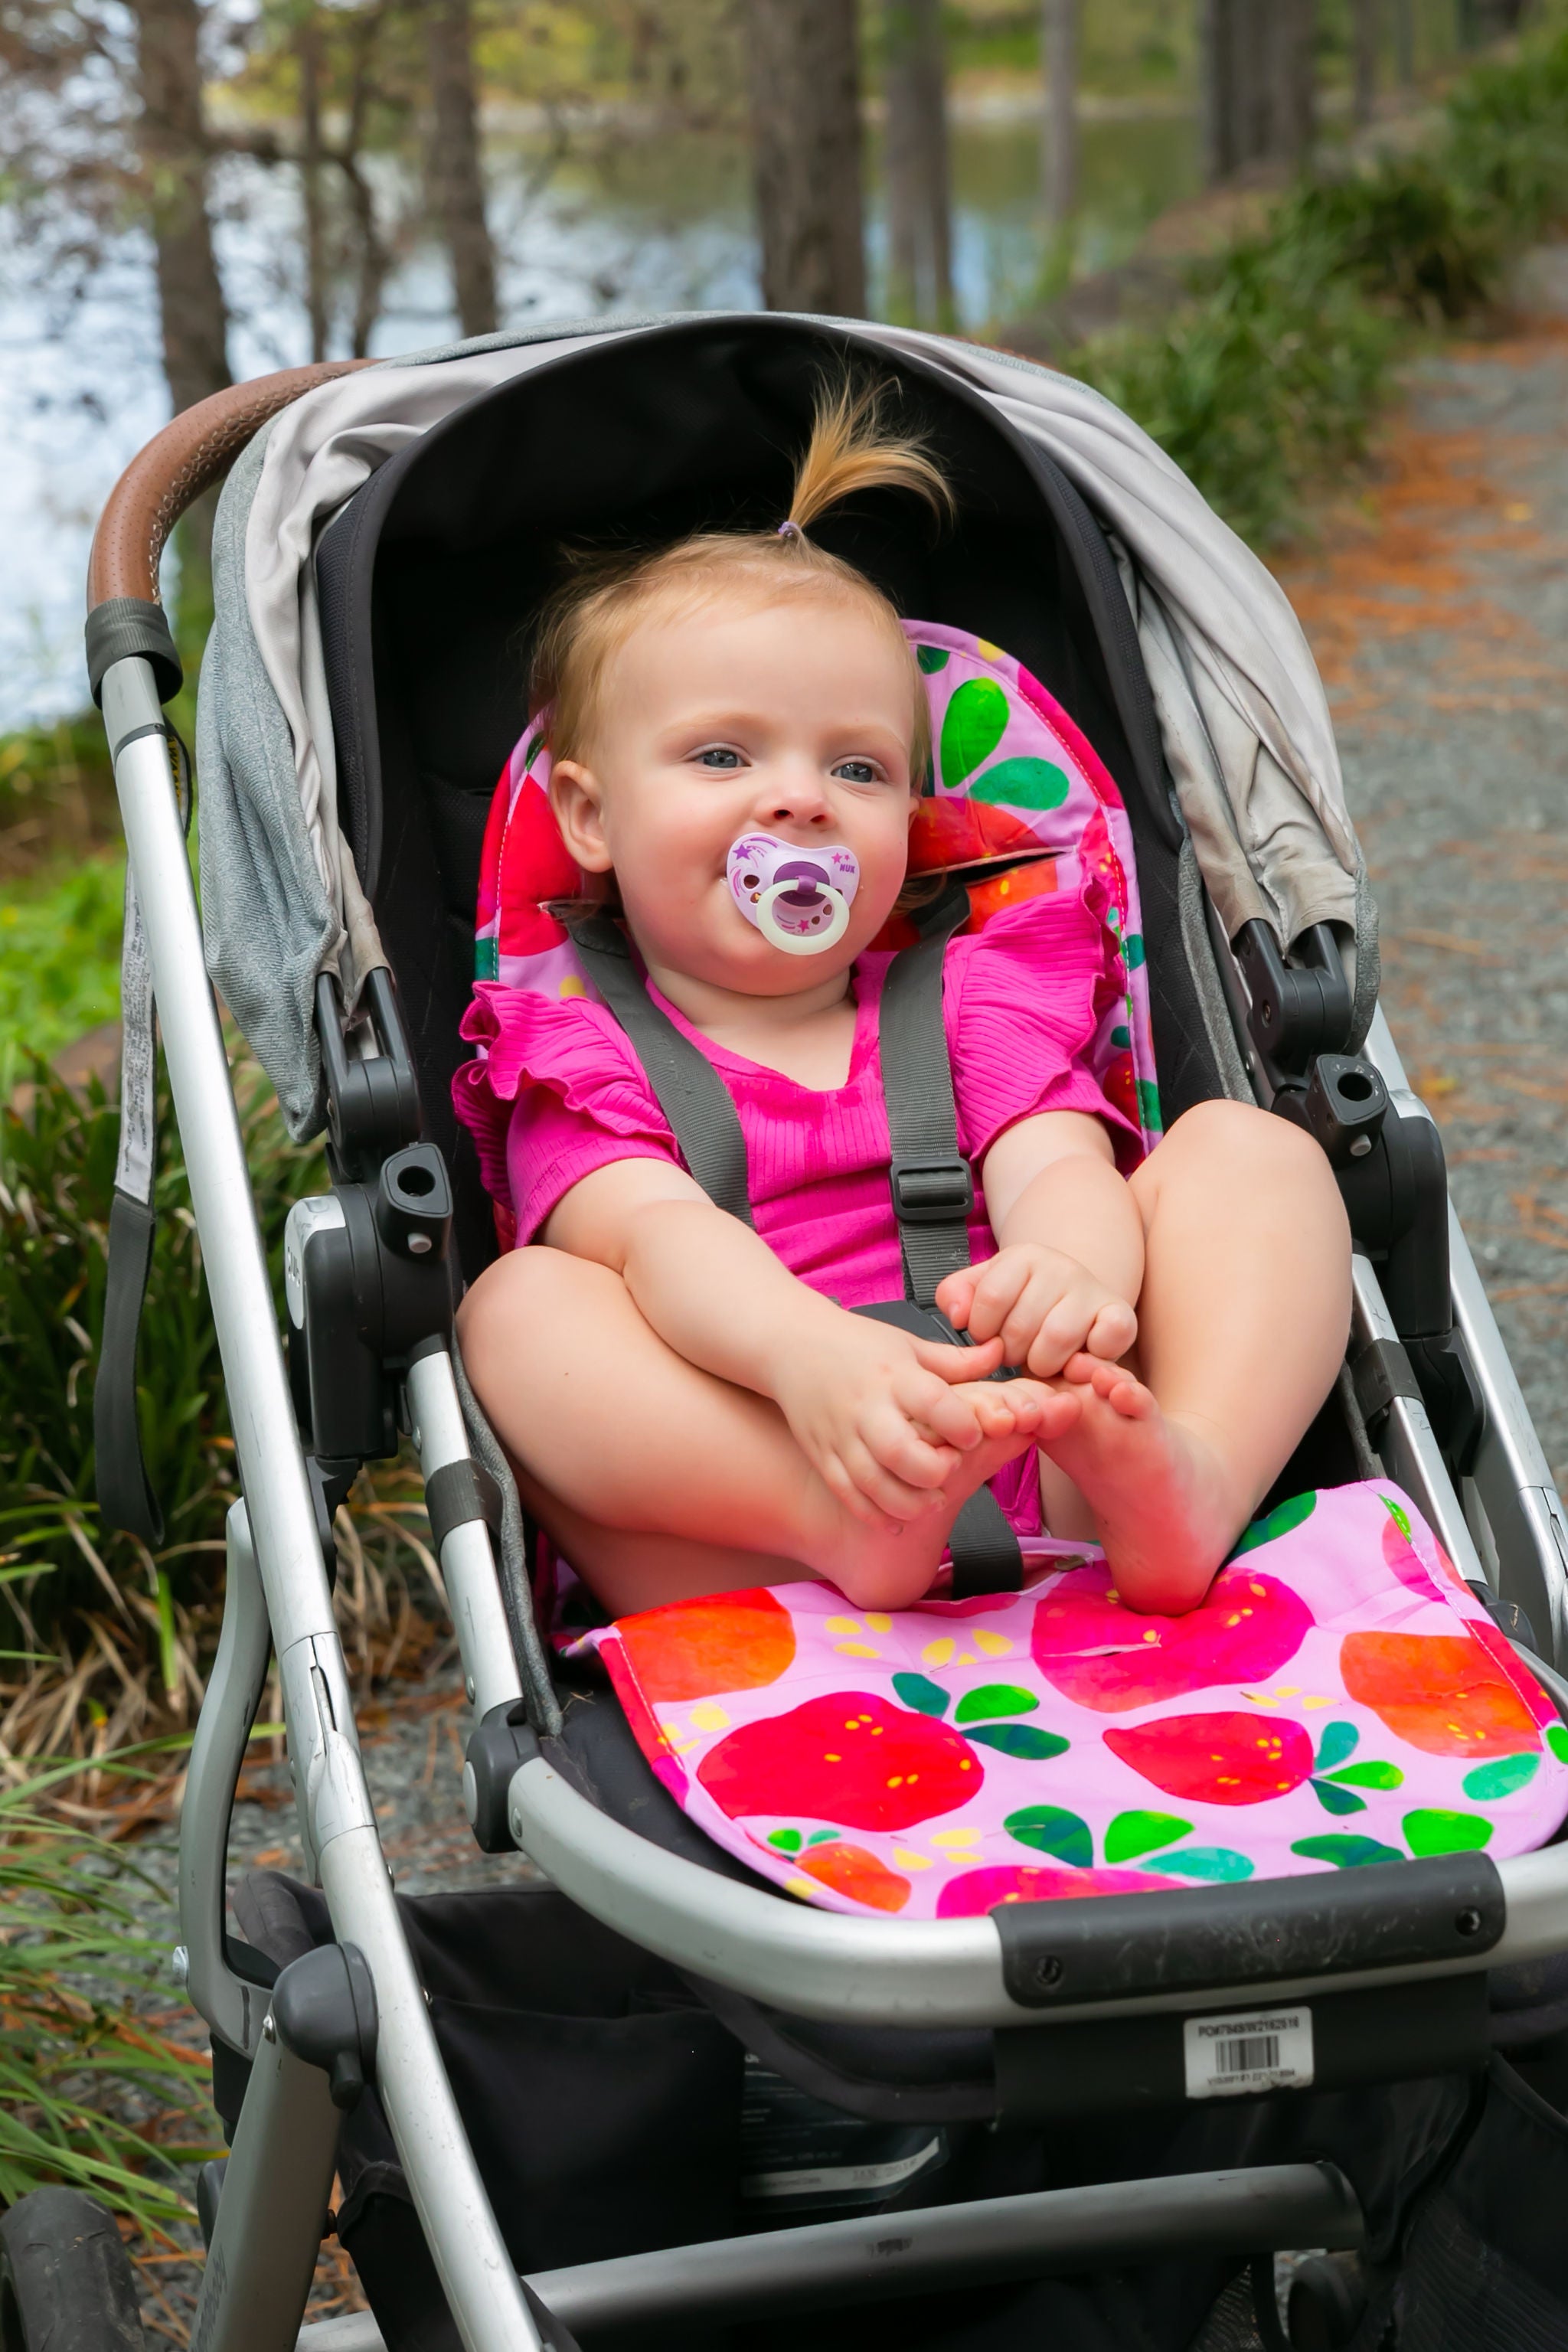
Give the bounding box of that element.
[697,1692,982,1831]
[616,1587,795,1702]
[795,1842,912,1913]
[1341,1628,1544,1756]
[908,795,1041,874]
[498,774,580,952]
[1031,1564,1312,1713]
[599,1642,688,1802]
[1103,1712,1315,1805]
[936,1863,1182,1916]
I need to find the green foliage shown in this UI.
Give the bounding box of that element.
[0,711,116,880]
[0,1049,326,1646]
[0,860,126,1099]
[1065,27,1568,544]
[0,1746,211,2228]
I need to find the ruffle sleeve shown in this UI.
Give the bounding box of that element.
[452,982,681,1243]
[943,889,1142,1171]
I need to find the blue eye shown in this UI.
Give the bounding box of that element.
[696,746,743,769]
[834,760,879,785]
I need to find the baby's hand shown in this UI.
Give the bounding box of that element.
[937,1244,1137,1379]
[771,1321,1034,1530]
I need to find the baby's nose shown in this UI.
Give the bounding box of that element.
[760,763,831,825]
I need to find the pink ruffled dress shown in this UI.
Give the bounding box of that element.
[455,890,1142,1538]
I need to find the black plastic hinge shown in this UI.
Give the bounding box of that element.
[426,1458,503,1557]
[465,1704,540,1854]
[271,1942,379,2110]
[1351,1336,1423,1442]
[1235,921,1354,1082]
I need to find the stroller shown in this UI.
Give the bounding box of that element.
[14,312,1568,2352]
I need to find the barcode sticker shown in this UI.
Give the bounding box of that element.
[1184,2007,1314,2099]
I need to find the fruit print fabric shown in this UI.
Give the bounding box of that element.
[579,1481,1568,1920]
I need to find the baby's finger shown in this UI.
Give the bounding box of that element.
[1085,1299,1138,1361]
[818,1449,903,1531]
[863,1403,963,1490]
[846,1430,953,1518]
[910,1334,1005,1385]
[956,1259,1029,1347]
[934,1269,978,1330]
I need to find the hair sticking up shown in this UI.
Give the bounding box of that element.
[531,371,954,769]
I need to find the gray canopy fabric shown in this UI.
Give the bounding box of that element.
[196,314,1375,1143]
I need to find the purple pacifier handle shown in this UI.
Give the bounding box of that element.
[726,830,861,954]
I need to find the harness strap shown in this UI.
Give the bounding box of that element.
[94,724,194,1547]
[877,887,976,1311]
[568,916,755,1228]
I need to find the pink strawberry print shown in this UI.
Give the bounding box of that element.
[936,1863,1182,1916]
[1031,1564,1312,1713]
[697,1691,982,1831]
[1104,1712,1315,1805]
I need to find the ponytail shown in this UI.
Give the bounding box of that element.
[782,376,956,537]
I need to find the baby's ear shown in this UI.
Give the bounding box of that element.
[549,758,613,873]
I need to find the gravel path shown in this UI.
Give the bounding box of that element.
[1279,318,1568,1485]
[101,319,1568,2346]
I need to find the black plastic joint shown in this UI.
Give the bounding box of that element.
[271,1942,379,2110]
[465,1705,541,1854]
[85,597,183,706]
[890,1158,975,1224]
[1351,1336,1423,1440]
[426,1458,503,1557]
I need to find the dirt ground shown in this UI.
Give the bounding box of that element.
[1278,318,1568,1485]
[110,320,1568,2344]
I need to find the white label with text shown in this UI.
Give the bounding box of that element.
[1184,2007,1314,2099]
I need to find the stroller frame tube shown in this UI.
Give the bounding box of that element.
[100,655,544,2352]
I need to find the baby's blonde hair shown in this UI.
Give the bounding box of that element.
[530,375,954,778]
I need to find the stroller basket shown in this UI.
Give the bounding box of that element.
[63,314,1568,2352]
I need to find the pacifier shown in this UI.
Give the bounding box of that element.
[726,832,861,956]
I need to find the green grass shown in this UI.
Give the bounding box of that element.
[0,860,126,1099]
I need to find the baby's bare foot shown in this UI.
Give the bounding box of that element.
[1037,1355,1241,1614]
[821,1379,1076,1612]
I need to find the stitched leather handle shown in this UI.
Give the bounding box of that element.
[87,358,374,611]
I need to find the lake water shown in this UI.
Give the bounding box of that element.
[0,106,1199,732]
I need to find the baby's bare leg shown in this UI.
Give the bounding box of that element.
[458,1246,1059,1617]
[1037,1099,1351,1611]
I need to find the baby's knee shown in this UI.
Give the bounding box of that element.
[1159,1097,1344,1200]
[458,1243,600,1357]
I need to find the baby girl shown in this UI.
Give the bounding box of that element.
[456,383,1351,1622]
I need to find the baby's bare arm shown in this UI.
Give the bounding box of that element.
[544,1159,1016,1525]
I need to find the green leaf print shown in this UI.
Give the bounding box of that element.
[965,1723,1070,1760]
[1148,1847,1254,1882]
[767,1829,802,1853]
[1550,1725,1568,1766]
[1326,1761,1405,1791]
[475,937,500,982]
[807,1829,840,1844]
[1381,1495,1413,1540]
[1136,1080,1163,1133]
[1004,1805,1093,1867]
[1313,1721,1359,1773]
[1122,933,1146,969]
[954,1684,1039,1724]
[1292,1834,1404,1868]
[916,645,949,673]
[1103,1809,1192,1864]
[939,678,1009,791]
[1473,1748,1537,1799]
[1310,1779,1367,1816]
[1231,1491,1318,1558]
[969,757,1070,811]
[1403,1808,1493,1856]
[892,1672,951,1718]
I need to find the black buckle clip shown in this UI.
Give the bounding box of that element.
[891,1158,975,1224]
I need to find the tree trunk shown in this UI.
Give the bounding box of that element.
[1393,0,1415,83]
[128,0,230,635]
[884,0,954,328]
[1200,0,1315,182]
[424,0,498,338]
[1041,0,1078,228]
[746,0,867,315]
[1351,0,1378,125]
[296,11,329,362]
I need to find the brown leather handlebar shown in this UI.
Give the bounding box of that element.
[87,358,375,612]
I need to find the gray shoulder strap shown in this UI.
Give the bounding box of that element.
[568,916,754,1228]
[877,887,975,1308]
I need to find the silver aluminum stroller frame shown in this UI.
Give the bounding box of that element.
[60,325,1568,2352]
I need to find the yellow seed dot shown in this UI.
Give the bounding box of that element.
[976,637,1003,662]
[1303,1696,1330,1710]
[1250,1583,1267,1597]
[932,1828,981,1846]
[865,1613,892,1633]
[1142,1629,1160,1643]
[824,1752,841,1763]
[825,1616,861,1636]
[688,1702,730,1731]
[922,1638,956,1668]
[835,1642,881,1658]
[785,1877,818,1900]
[957,1652,976,1666]
[1226,1614,1242,1628]
[888,1775,904,1788]
[893,1847,934,1871]
[558,976,587,999]
[975,1630,1014,1658]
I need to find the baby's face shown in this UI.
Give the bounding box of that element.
[549,595,917,995]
